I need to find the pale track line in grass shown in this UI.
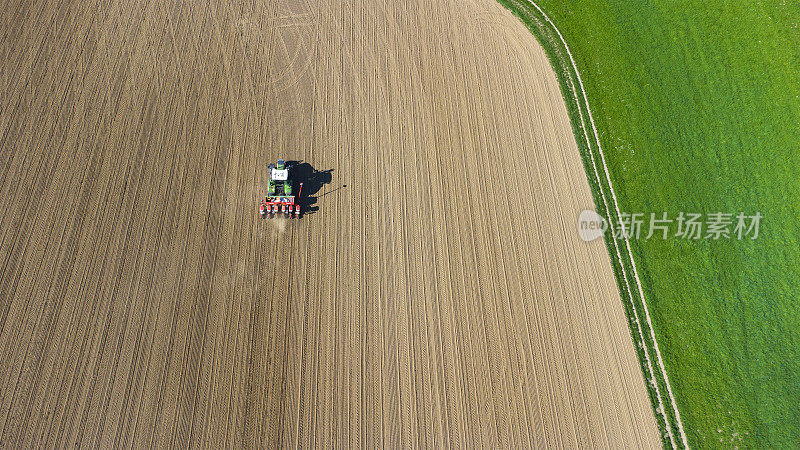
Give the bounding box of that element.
[515,0,688,446]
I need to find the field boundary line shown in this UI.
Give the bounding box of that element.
[499,0,688,447]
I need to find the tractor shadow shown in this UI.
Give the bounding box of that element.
[288,161,338,217]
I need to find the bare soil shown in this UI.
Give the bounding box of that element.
[0,0,659,446]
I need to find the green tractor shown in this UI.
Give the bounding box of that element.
[260,159,302,218]
[267,159,293,196]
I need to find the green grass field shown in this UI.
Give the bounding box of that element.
[499,0,800,447]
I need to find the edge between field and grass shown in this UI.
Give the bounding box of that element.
[496,0,687,447]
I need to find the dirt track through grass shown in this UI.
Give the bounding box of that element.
[0,0,659,446]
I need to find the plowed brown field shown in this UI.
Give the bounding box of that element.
[0,0,660,447]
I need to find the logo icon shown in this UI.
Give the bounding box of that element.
[578,209,607,242]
